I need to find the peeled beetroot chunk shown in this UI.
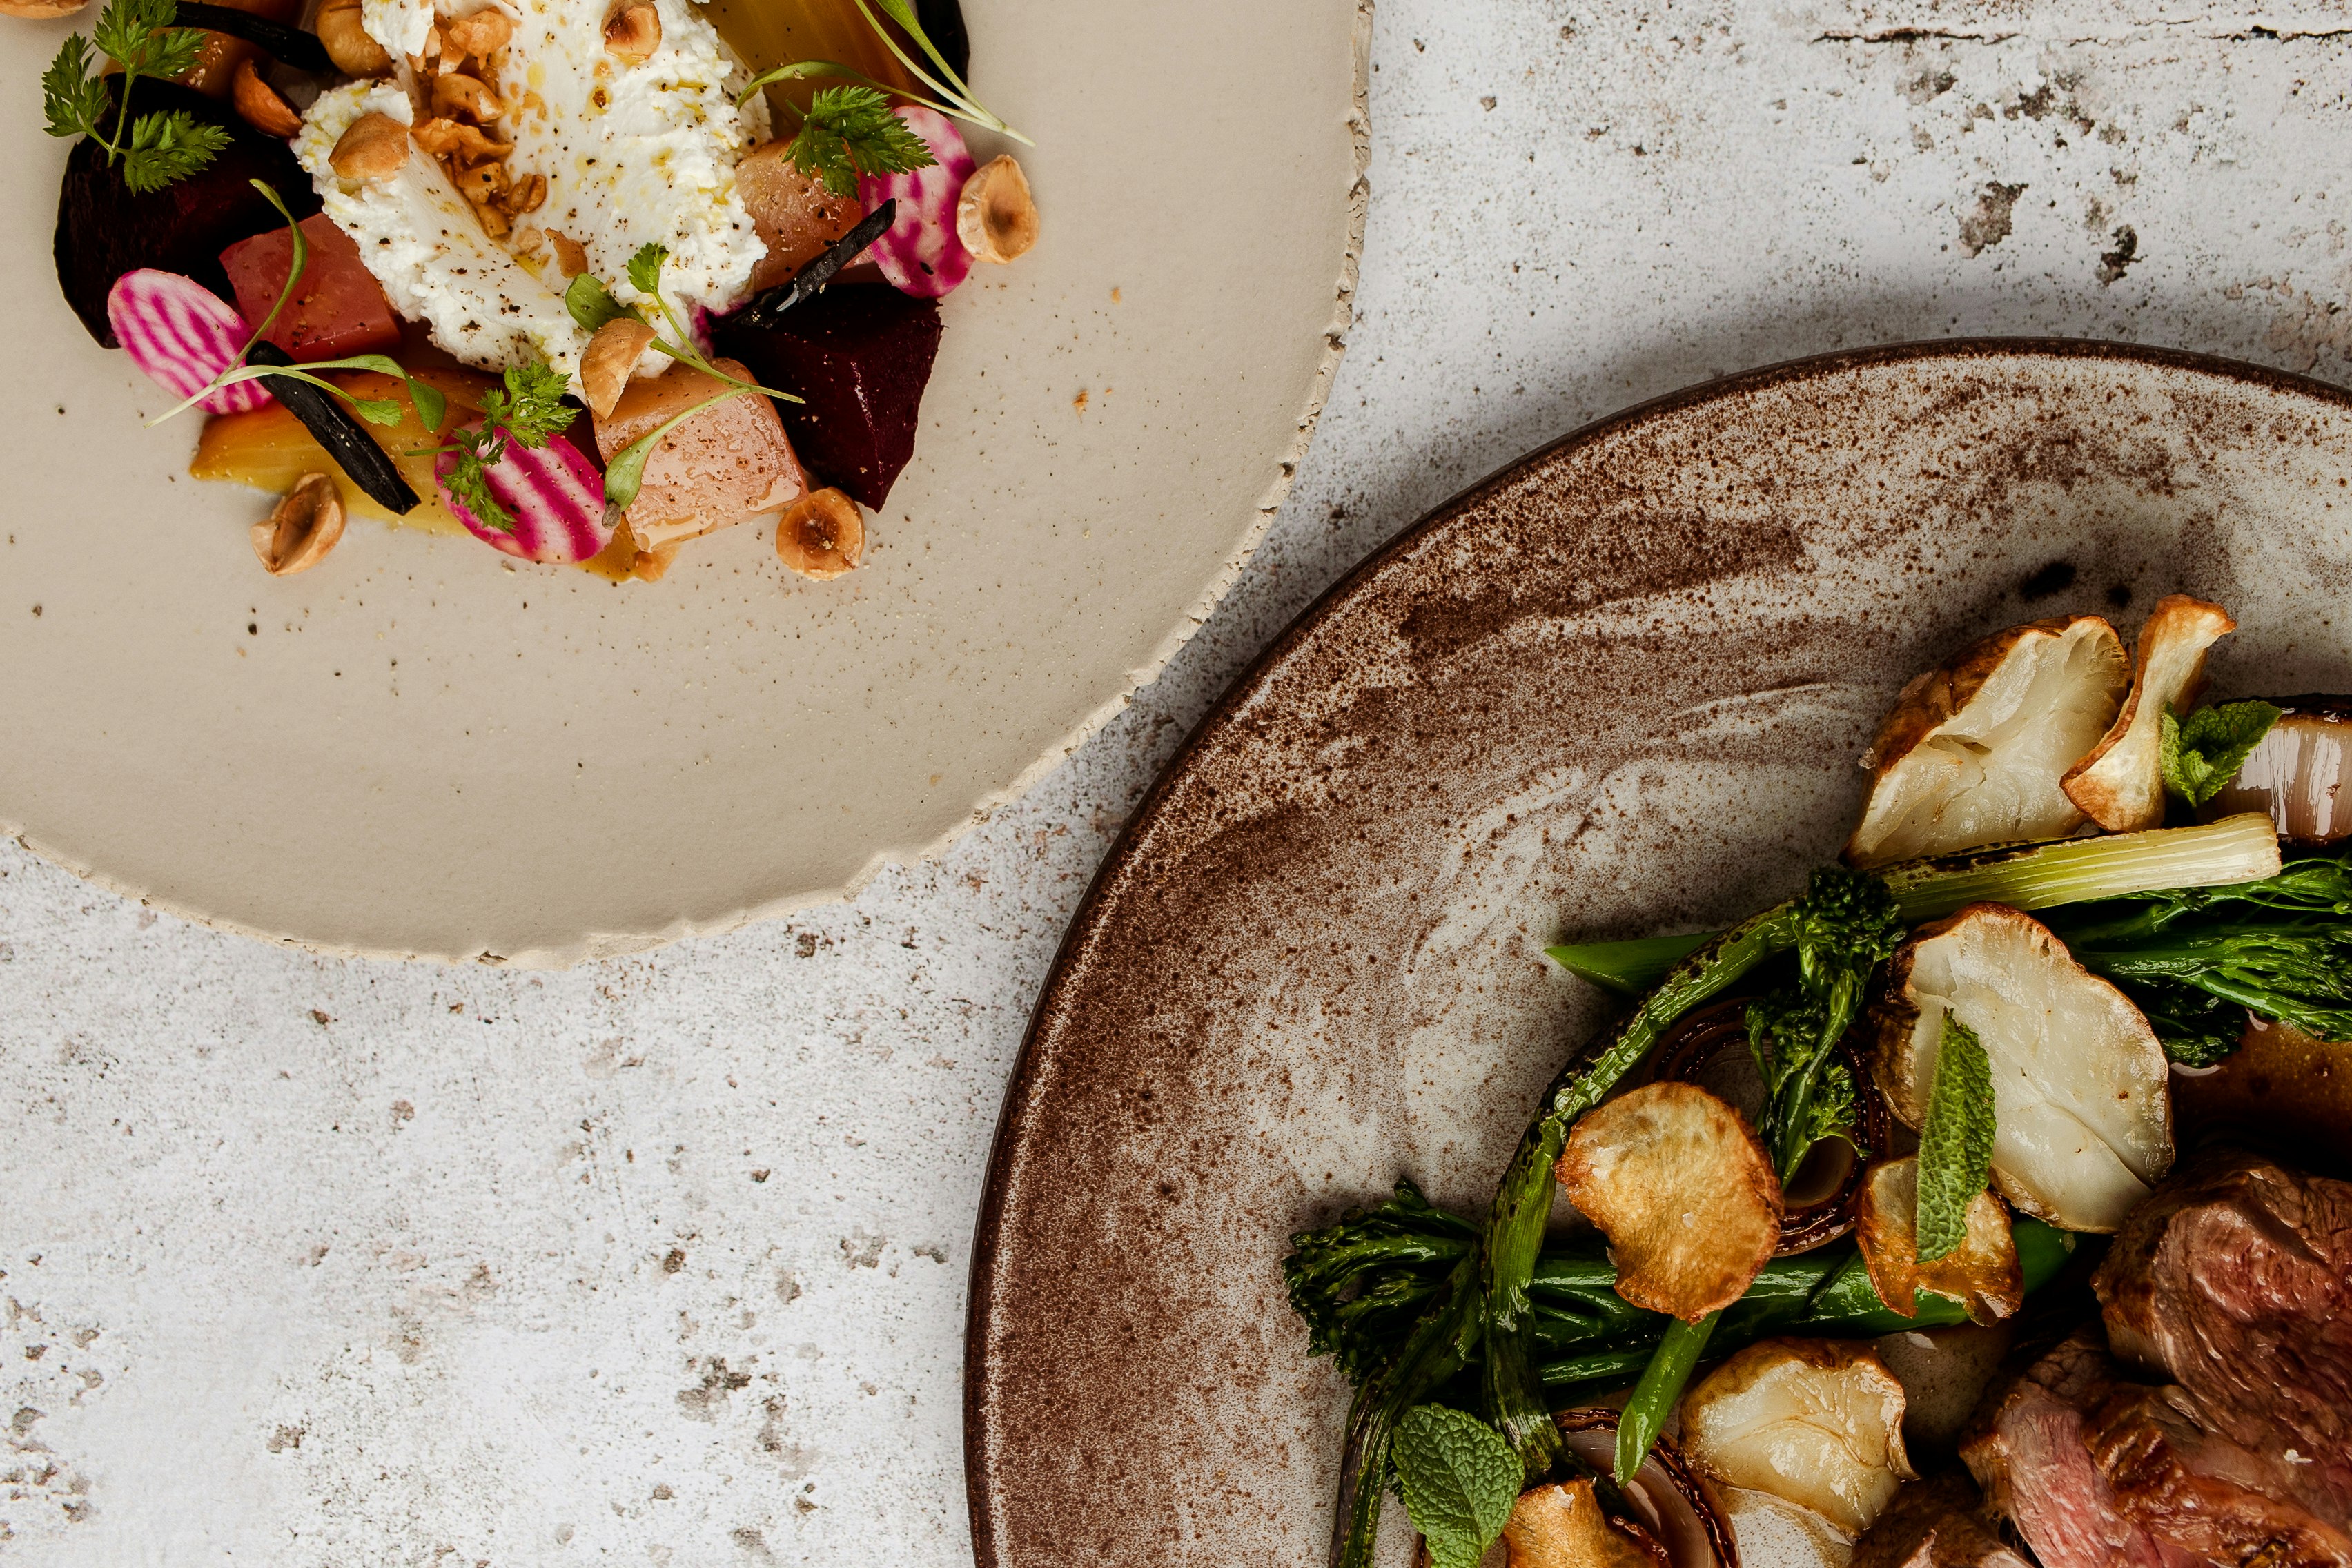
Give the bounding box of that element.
[220,214,400,363]
[55,77,321,348]
[712,284,941,511]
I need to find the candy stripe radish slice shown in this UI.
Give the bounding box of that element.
[858,106,977,299]
[435,427,613,564]
[106,270,274,415]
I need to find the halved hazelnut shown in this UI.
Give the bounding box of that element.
[329,112,412,180]
[431,71,504,122]
[776,488,864,580]
[549,230,590,277]
[441,7,513,59]
[581,318,656,419]
[251,475,346,577]
[315,0,392,75]
[231,58,302,138]
[602,0,660,62]
[0,0,91,17]
[956,154,1039,264]
[411,117,510,159]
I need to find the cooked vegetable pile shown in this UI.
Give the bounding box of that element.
[1284,594,2352,1568]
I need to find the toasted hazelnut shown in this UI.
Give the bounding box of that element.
[441,6,512,59]
[602,0,659,62]
[0,0,90,17]
[549,230,589,277]
[411,116,511,159]
[230,58,302,137]
[431,71,504,122]
[315,0,392,75]
[500,171,547,215]
[956,155,1039,264]
[471,197,513,237]
[511,224,545,257]
[580,318,656,419]
[420,21,442,59]
[329,112,412,180]
[776,488,864,580]
[451,158,511,203]
[251,475,346,577]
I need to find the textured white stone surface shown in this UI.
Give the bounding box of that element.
[10,0,2352,1560]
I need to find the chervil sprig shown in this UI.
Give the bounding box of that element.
[733,0,1027,196]
[44,0,233,194]
[423,361,574,534]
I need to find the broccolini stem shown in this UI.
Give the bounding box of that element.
[1478,904,1797,1475]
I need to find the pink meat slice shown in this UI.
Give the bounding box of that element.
[2094,1150,2352,1528]
[1959,1329,2198,1568]
[2086,1383,2352,1568]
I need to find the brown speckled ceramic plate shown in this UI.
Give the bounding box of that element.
[963,340,2352,1567]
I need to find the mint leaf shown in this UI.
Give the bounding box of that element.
[1392,1404,1518,1568]
[2162,700,2282,808]
[1917,1014,1996,1264]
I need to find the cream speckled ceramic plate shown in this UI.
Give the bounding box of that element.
[966,342,2352,1568]
[0,0,1368,963]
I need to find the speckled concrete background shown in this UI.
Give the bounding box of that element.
[10,0,2352,1560]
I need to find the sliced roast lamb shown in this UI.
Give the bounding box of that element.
[2093,1149,2352,1528]
[1851,1470,2030,1568]
[2084,1382,2352,1568]
[1958,1327,2201,1568]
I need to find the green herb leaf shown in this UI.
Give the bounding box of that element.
[562,271,645,335]
[1391,1404,1518,1568]
[602,389,746,511]
[2162,700,2282,809]
[480,360,574,449]
[1916,1013,1997,1264]
[625,242,669,297]
[440,446,512,533]
[345,395,403,427]
[120,109,231,194]
[41,36,109,141]
[93,0,178,72]
[787,84,933,199]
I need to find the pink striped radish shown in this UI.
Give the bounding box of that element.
[858,106,977,299]
[106,269,274,415]
[434,427,613,564]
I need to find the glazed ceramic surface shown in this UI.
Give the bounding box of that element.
[0,0,1367,964]
[965,342,2352,1567]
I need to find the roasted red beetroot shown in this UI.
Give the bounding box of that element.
[55,77,320,349]
[220,215,400,363]
[711,284,941,511]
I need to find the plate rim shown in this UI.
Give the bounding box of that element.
[0,0,1376,968]
[957,332,2352,1565]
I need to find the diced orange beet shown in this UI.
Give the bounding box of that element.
[221,214,401,363]
[592,359,806,550]
[736,143,864,293]
[191,367,492,534]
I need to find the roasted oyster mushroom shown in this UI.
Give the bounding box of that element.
[1873,904,2173,1233]
[1557,1081,1783,1322]
[1680,1338,1919,1538]
[1846,616,2128,869]
[1855,1156,2023,1326]
[2062,596,2235,832]
[1501,1480,1667,1568]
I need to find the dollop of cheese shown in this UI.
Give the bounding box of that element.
[297,0,770,388]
